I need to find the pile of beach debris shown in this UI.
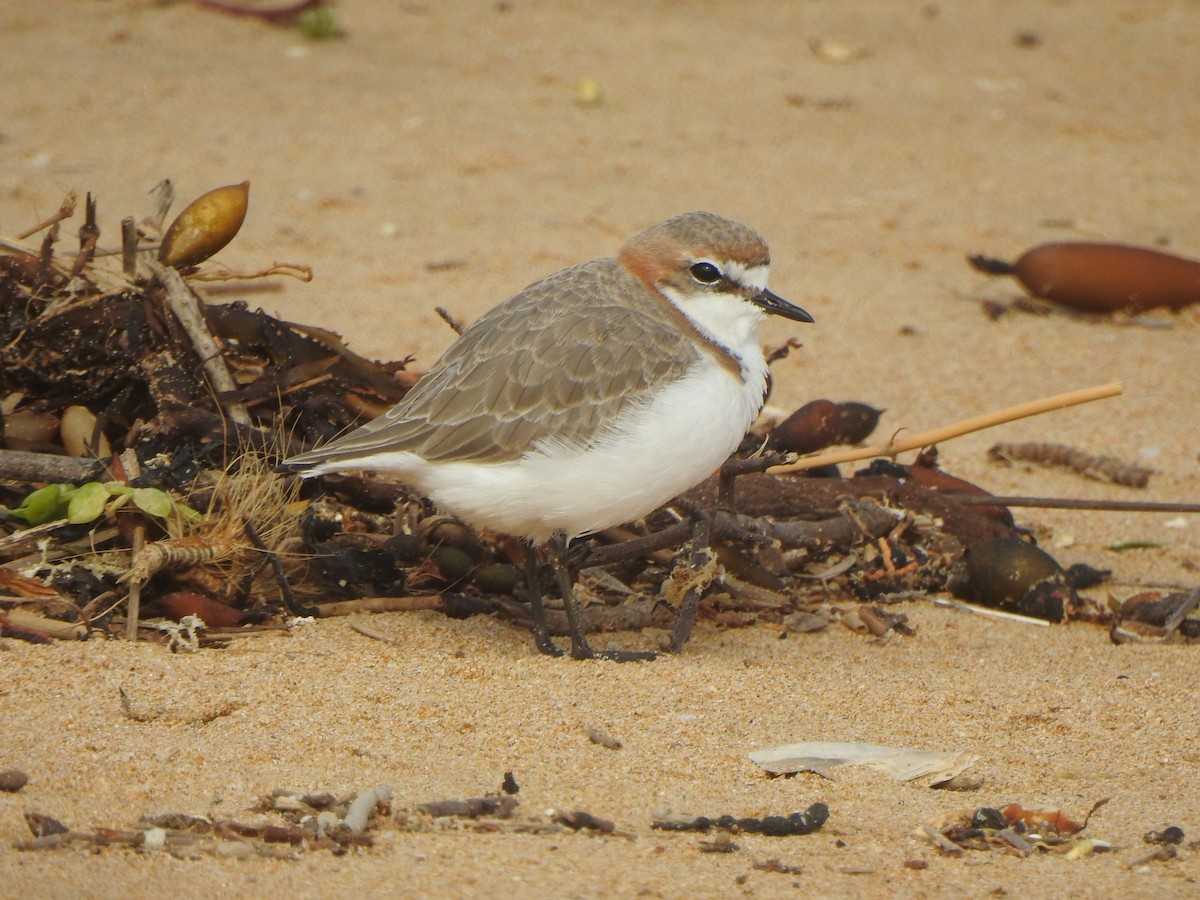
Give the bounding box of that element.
[1,184,1195,650]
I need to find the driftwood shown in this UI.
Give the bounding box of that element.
[0,449,105,484]
[683,472,1016,549]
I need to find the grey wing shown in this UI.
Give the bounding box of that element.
[288,262,697,466]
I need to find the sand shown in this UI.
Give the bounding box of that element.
[1,1,1197,896]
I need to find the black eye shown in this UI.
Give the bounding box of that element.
[689,262,722,284]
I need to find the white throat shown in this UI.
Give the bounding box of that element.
[658,263,771,369]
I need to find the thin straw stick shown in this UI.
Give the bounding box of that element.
[768,382,1123,475]
[125,525,145,642]
[958,496,1200,514]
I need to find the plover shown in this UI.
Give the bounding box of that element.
[282,211,813,658]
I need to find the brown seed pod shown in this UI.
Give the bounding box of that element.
[835,401,883,445]
[158,591,246,628]
[968,242,1200,313]
[766,399,840,454]
[159,180,250,269]
[964,536,1065,610]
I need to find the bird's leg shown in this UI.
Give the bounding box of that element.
[522,541,563,657]
[548,532,656,663]
[547,532,596,659]
[666,513,712,654]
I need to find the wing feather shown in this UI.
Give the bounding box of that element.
[288,259,698,467]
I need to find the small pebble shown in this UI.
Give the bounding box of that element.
[0,770,29,792]
[1144,826,1185,845]
[936,774,986,792]
[575,77,603,107]
[587,726,622,750]
[501,771,520,795]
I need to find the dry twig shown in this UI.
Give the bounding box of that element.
[957,495,1200,514]
[15,193,77,240]
[125,526,145,641]
[147,260,252,426]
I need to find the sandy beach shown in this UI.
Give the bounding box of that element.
[2,2,1198,896]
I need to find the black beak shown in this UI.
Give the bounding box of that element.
[753,288,814,324]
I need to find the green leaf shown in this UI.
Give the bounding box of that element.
[10,484,67,525]
[173,501,203,523]
[131,487,176,519]
[67,482,111,524]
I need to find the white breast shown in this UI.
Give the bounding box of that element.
[387,353,767,543]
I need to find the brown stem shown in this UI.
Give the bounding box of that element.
[15,193,76,240]
[149,260,252,427]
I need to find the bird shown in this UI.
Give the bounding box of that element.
[281,211,813,659]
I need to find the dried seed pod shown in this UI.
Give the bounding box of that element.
[429,545,476,586]
[472,562,524,595]
[422,518,485,560]
[159,181,250,269]
[968,242,1200,312]
[964,536,1065,610]
[767,399,840,453]
[60,405,111,458]
[836,401,883,445]
[2,407,60,450]
[159,591,246,628]
[768,399,882,453]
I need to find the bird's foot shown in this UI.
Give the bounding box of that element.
[593,648,659,662]
[566,633,657,662]
[533,630,565,658]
